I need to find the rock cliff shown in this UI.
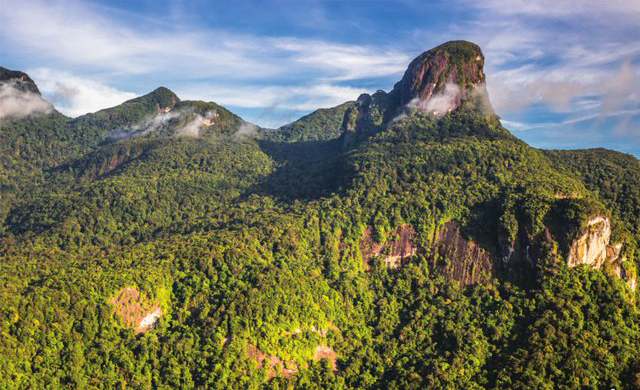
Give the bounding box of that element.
[339,40,493,149]
[388,40,486,113]
[566,216,610,268]
[0,66,41,95]
[433,222,495,286]
[359,224,417,269]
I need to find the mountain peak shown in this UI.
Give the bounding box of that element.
[124,86,180,113]
[338,41,494,149]
[0,66,42,95]
[390,40,486,113]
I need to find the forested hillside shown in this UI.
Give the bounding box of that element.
[1,42,639,389]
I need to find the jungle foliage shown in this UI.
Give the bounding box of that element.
[0,85,639,389]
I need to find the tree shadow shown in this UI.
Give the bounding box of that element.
[459,200,536,288]
[247,139,345,202]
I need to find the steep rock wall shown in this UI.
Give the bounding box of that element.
[564,216,636,293]
[566,216,610,268]
[433,222,495,286]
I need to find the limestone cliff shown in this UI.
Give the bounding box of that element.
[564,215,636,293]
[566,216,610,268]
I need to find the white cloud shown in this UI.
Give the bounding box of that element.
[234,122,258,137]
[407,83,461,116]
[178,84,368,111]
[28,68,137,117]
[0,2,406,81]
[501,109,640,133]
[0,81,53,119]
[272,39,409,81]
[2,0,638,144]
[476,0,640,18]
[434,2,640,124]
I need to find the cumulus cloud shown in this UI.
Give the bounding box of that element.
[28,68,137,117]
[178,84,369,112]
[409,1,640,132]
[0,2,407,124]
[0,81,53,119]
[0,2,406,83]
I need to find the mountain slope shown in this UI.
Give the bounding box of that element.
[0,42,639,389]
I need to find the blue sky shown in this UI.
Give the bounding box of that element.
[1,0,639,156]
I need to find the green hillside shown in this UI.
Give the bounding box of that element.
[0,41,639,389]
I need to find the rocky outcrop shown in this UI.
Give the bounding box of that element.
[313,345,338,372]
[156,94,177,114]
[109,287,162,333]
[433,222,495,286]
[389,40,486,113]
[339,40,493,149]
[609,245,637,292]
[564,216,636,293]
[359,224,417,269]
[340,91,391,149]
[0,66,41,95]
[0,67,54,119]
[566,216,610,268]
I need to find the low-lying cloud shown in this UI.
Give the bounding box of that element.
[111,108,219,139]
[234,122,258,137]
[0,81,53,119]
[176,110,218,138]
[401,82,494,119]
[406,83,461,116]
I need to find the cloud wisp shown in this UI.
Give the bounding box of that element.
[28,68,137,117]
[111,107,220,139]
[0,80,53,119]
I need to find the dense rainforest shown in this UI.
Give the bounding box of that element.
[1,41,639,389]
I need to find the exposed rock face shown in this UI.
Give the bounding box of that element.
[155,94,177,114]
[340,91,390,149]
[246,343,298,379]
[338,40,493,149]
[389,40,486,112]
[313,345,338,372]
[359,224,417,269]
[109,287,162,333]
[0,66,41,95]
[0,67,54,119]
[609,245,636,292]
[564,216,636,293]
[566,216,610,268]
[433,222,495,286]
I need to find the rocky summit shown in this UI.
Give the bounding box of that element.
[389,40,487,111]
[0,66,42,95]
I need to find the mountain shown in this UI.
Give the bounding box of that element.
[0,66,42,95]
[0,42,639,389]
